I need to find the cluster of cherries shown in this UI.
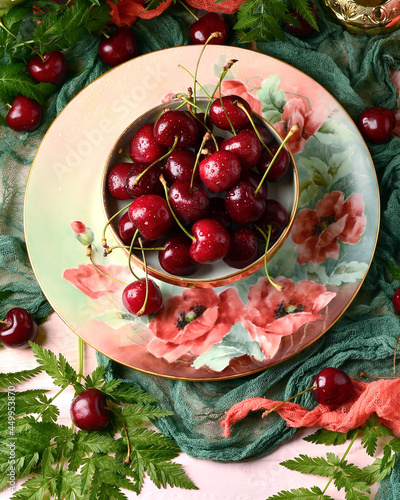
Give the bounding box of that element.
[106,91,294,315]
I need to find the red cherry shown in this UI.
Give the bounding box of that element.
[209,95,252,131]
[256,199,289,241]
[122,279,163,315]
[6,96,42,132]
[163,149,199,183]
[393,285,400,315]
[118,212,153,247]
[224,227,259,268]
[28,51,68,85]
[189,219,231,264]
[125,163,162,198]
[220,129,262,170]
[358,106,396,144]
[98,27,137,67]
[224,180,266,225]
[168,180,210,225]
[202,135,224,157]
[244,124,273,146]
[0,308,38,349]
[285,3,318,38]
[199,150,242,193]
[257,146,291,182]
[311,367,354,406]
[128,194,172,240]
[154,110,199,149]
[159,234,201,276]
[107,162,132,200]
[129,123,167,164]
[206,196,232,231]
[70,388,110,432]
[240,170,268,200]
[189,13,229,45]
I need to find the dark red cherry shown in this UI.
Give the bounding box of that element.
[221,129,262,170]
[244,123,273,146]
[358,106,396,144]
[98,27,137,67]
[257,146,291,182]
[107,162,132,200]
[393,285,400,315]
[159,234,201,276]
[118,212,153,247]
[129,123,167,164]
[285,3,318,38]
[224,227,259,269]
[202,135,224,157]
[28,51,68,85]
[0,308,38,349]
[6,96,42,132]
[206,196,231,231]
[256,199,288,241]
[122,279,163,316]
[199,150,241,193]
[70,388,110,432]
[240,170,268,200]
[163,149,199,183]
[168,180,210,225]
[311,367,354,406]
[128,194,172,240]
[189,13,229,45]
[209,95,252,131]
[154,110,198,149]
[125,163,162,198]
[224,180,266,225]
[190,219,230,264]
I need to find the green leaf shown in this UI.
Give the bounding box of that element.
[118,404,174,427]
[145,460,198,490]
[355,455,396,484]
[10,475,50,500]
[304,428,356,446]
[266,485,334,499]
[256,74,286,123]
[360,417,392,457]
[102,382,159,405]
[281,454,335,477]
[0,64,54,105]
[0,367,42,389]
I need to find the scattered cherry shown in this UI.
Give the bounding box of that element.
[358,106,396,144]
[128,194,172,240]
[70,388,110,432]
[129,123,167,164]
[159,234,200,276]
[285,2,318,38]
[189,13,229,45]
[0,307,38,349]
[311,367,354,406]
[107,162,132,200]
[6,96,42,132]
[28,51,68,85]
[209,95,252,131]
[98,27,138,67]
[122,279,163,315]
[393,285,400,315]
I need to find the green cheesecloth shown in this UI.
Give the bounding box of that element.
[1,4,400,498]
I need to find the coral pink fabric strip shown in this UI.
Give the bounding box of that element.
[221,379,400,437]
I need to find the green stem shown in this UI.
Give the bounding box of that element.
[77,338,84,383]
[190,131,211,190]
[107,407,131,464]
[192,32,222,105]
[254,224,282,292]
[0,19,43,59]
[177,0,198,20]
[35,386,66,422]
[136,238,149,317]
[262,384,317,417]
[178,65,212,99]
[127,229,141,281]
[102,202,132,250]
[236,101,272,155]
[87,245,128,285]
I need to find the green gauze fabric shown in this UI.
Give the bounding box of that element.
[1,4,399,498]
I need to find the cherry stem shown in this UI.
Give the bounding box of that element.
[193,32,223,105]
[101,202,132,251]
[235,102,272,156]
[0,19,44,60]
[106,406,131,465]
[207,59,238,126]
[359,371,396,379]
[177,0,198,20]
[87,244,128,285]
[394,330,400,377]
[262,384,317,418]
[254,224,283,292]
[136,238,150,317]
[77,338,84,383]
[118,148,131,161]
[190,131,211,190]
[104,244,165,255]
[254,124,298,197]
[127,230,141,282]
[160,174,196,241]
[178,65,212,99]
[131,135,179,187]
[0,319,10,326]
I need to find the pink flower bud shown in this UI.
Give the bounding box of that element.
[71,221,86,234]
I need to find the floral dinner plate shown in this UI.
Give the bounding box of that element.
[24,45,379,380]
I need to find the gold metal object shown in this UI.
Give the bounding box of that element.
[323,0,400,34]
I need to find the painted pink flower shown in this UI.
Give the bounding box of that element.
[71,221,86,234]
[63,263,127,300]
[70,220,94,245]
[242,277,336,357]
[160,92,176,104]
[291,191,366,265]
[274,96,326,154]
[218,79,263,115]
[147,287,244,363]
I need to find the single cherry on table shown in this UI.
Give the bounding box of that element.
[70,388,110,432]
[0,307,38,349]
[312,367,354,406]
[358,106,396,144]
[98,26,138,67]
[189,13,229,45]
[6,96,42,132]
[28,50,68,85]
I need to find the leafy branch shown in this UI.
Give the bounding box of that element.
[266,415,400,499]
[0,343,197,499]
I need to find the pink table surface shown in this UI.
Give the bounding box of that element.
[1,313,381,499]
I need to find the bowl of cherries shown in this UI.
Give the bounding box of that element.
[103,93,299,289]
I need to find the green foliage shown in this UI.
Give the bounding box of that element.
[0,344,197,498]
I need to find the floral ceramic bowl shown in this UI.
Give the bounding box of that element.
[102,98,299,288]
